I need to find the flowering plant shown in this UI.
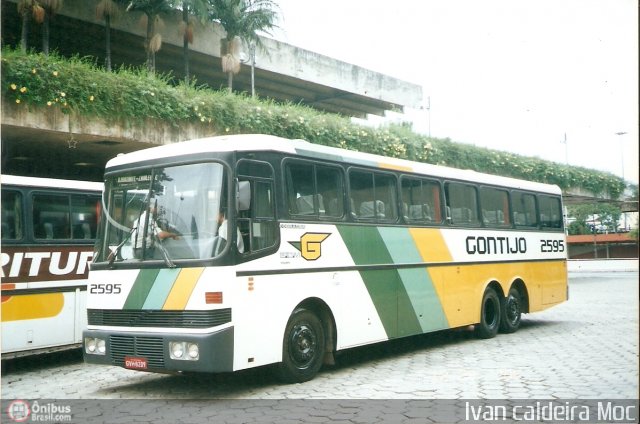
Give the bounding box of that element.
[1,48,627,199]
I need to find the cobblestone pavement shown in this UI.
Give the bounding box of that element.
[1,272,638,422]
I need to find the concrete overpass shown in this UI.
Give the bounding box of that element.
[562,187,638,213]
[4,104,637,218]
[1,0,636,216]
[1,0,423,118]
[1,0,424,181]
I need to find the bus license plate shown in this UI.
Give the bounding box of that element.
[124,356,148,370]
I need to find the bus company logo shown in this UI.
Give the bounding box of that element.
[6,400,30,422]
[1,248,94,283]
[289,233,331,261]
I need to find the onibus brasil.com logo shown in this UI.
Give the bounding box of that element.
[6,400,72,422]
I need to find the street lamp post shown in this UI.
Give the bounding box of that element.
[561,133,568,164]
[249,41,256,98]
[615,131,627,231]
[615,131,626,179]
[426,96,431,139]
[240,41,257,98]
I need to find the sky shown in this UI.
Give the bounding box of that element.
[270,0,639,184]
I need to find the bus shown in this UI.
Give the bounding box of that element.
[1,175,102,358]
[84,134,567,382]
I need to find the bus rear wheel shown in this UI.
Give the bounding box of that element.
[475,287,501,339]
[499,287,522,334]
[277,308,325,383]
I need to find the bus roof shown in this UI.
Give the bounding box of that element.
[1,175,103,191]
[105,134,562,195]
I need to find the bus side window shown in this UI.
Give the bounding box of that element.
[512,192,538,227]
[250,181,276,250]
[237,159,277,254]
[317,166,344,218]
[479,187,511,228]
[538,195,563,229]
[445,182,479,226]
[286,163,315,216]
[285,161,343,219]
[70,194,100,240]
[400,176,441,224]
[349,169,397,222]
[33,193,71,240]
[1,190,23,240]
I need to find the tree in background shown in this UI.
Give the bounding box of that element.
[17,0,39,53]
[568,203,622,235]
[179,0,209,82]
[39,0,64,56]
[207,0,279,91]
[126,0,175,73]
[96,0,122,71]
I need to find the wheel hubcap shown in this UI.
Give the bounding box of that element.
[505,296,520,324]
[290,323,316,368]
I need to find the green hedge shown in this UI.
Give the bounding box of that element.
[1,49,626,198]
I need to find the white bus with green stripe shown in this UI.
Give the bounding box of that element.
[84,134,567,382]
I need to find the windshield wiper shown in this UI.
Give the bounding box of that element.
[153,233,176,268]
[108,227,135,267]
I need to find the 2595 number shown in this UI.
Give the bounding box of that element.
[540,239,565,253]
[89,283,122,294]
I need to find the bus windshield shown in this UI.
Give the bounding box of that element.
[98,162,228,264]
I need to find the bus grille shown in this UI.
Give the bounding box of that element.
[110,335,164,368]
[88,309,232,329]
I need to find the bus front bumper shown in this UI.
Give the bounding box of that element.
[83,326,234,373]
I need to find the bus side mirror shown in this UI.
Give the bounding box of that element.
[237,181,251,211]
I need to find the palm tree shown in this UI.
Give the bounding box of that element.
[179,0,209,82]
[126,0,174,73]
[17,0,38,53]
[207,0,279,92]
[96,0,121,71]
[39,0,63,56]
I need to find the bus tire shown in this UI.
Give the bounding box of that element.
[499,287,522,334]
[475,287,501,339]
[277,308,325,383]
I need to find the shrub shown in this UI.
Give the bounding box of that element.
[1,48,626,198]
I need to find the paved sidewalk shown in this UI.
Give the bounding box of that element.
[2,272,638,422]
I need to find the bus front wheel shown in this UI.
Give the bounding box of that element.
[475,287,501,339]
[277,308,325,383]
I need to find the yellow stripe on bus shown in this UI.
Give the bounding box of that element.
[1,293,64,322]
[162,267,204,310]
[378,162,413,172]
[409,228,453,263]
[427,261,568,328]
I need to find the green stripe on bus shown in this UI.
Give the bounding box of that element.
[337,225,422,338]
[295,148,344,163]
[375,227,428,337]
[376,227,422,262]
[123,269,160,309]
[337,225,391,265]
[397,268,449,332]
[142,268,180,310]
[358,268,402,338]
[295,148,379,169]
[378,227,449,333]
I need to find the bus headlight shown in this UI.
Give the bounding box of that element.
[187,343,199,360]
[97,339,106,354]
[170,342,184,359]
[169,341,199,361]
[85,337,106,355]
